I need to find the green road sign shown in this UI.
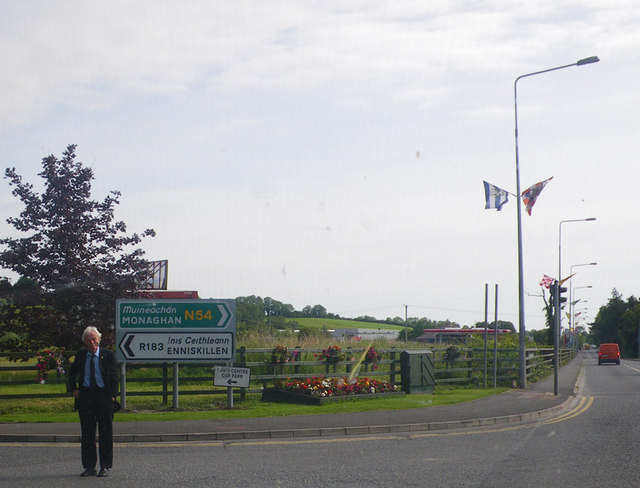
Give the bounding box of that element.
[115,299,236,363]
[117,299,235,329]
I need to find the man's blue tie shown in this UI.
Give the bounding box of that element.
[89,354,97,391]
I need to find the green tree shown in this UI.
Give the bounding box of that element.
[590,289,627,346]
[589,289,640,357]
[473,320,516,333]
[236,295,266,328]
[0,145,155,349]
[0,277,35,353]
[263,296,295,318]
[302,304,327,318]
[532,288,555,346]
[617,296,640,358]
[530,328,550,346]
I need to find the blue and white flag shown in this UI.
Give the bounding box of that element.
[483,181,509,211]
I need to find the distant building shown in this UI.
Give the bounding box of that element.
[416,328,512,344]
[331,328,400,341]
[136,290,200,299]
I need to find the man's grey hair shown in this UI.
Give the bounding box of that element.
[82,326,102,342]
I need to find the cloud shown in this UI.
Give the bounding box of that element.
[3,1,622,128]
[2,1,640,328]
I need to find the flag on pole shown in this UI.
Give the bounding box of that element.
[522,177,553,215]
[483,181,509,211]
[559,273,575,286]
[539,275,554,289]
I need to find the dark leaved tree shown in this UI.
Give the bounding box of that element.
[589,289,626,347]
[590,289,640,357]
[0,145,155,349]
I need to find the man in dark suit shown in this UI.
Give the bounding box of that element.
[67,326,118,477]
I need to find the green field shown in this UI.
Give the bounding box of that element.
[292,317,404,331]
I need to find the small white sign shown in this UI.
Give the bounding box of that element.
[214,366,251,388]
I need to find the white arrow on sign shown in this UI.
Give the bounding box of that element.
[216,304,229,327]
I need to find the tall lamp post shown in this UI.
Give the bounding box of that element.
[554,218,596,395]
[514,56,599,388]
[569,262,597,346]
[559,220,596,292]
[572,285,593,350]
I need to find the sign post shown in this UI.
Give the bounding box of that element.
[116,299,236,362]
[116,299,236,407]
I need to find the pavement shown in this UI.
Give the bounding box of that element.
[0,352,586,443]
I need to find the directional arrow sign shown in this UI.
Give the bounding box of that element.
[123,334,135,357]
[115,298,236,363]
[117,299,234,329]
[214,366,251,389]
[118,332,234,361]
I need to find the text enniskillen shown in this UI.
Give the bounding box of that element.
[167,346,229,356]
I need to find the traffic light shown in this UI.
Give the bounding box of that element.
[558,285,567,306]
[550,281,567,308]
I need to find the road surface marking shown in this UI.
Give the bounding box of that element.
[543,396,593,425]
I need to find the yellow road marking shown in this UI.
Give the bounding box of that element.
[0,397,595,449]
[544,396,593,424]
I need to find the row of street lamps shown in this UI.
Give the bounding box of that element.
[553,219,597,395]
[514,56,600,389]
[569,262,597,343]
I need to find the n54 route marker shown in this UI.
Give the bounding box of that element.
[116,298,236,363]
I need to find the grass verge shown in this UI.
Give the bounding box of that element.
[0,387,508,424]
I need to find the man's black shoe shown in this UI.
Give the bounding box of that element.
[97,468,110,477]
[80,468,96,477]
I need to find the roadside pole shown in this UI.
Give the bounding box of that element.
[483,284,488,389]
[173,362,179,409]
[115,298,236,409]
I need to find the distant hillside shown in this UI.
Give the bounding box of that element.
[293,317,405,331]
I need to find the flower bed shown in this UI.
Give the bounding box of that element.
[263,376,403,405]
[36,348,65,384]
[269,345,291,364]
[316,345,345,364]
[364,347,379,364]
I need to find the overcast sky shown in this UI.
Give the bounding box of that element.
[1,1,639,331]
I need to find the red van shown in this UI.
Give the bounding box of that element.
[598,343,621,365]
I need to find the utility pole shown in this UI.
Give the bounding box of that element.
[404,305,408,342]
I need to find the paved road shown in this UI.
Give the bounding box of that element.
[4,351,637,488]
[0,352,584,443]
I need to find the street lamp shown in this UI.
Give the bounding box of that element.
[572,305,589,334]
[514,56,599,389]
[572,284,593,349]
[554,218,596,395]
[559,219,596,290]
[569,262,597,345]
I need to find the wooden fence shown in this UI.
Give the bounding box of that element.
[0,346,575,407]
